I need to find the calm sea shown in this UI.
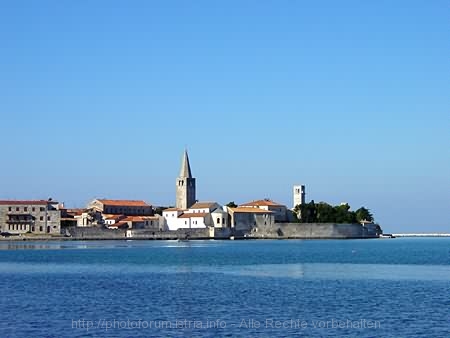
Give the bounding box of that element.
[0,238,448,337]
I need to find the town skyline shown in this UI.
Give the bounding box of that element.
[0,1,448,233]
[0,148,443,234]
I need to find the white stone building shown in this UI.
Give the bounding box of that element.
[162,202,228,231]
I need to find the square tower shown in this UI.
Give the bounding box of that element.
[176,150,196,209]
[293,185,305,209]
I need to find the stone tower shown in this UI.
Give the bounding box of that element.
[293,185,306,209]
[176,150,196,209]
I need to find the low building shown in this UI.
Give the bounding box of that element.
[239,199,288,222]
[107,215,163,230]
[185,202,221,214]
[0,200,61,235]
[103,214,126,226]
[162,208,185,231]
[88,199,153,216]
[228,207,274,233]
[162,202,229,231]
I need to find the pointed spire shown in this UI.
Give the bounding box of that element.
[179,149,192,178]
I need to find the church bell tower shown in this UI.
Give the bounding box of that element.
[176,150,196,209]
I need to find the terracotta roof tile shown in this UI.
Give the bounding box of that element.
[97,199,151,207]
[230,207,273,214]
[240,199,284,207]
[109,221,128,228]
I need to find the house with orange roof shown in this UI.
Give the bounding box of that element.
[106,215,163,230]
[103,214,126,226]
[239,199,288,222]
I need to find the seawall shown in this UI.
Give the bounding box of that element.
[246,223,380,239]
[1,223,379,241]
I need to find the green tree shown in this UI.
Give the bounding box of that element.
[333,203,357,223]
[154,206,172,216]
[298,200,317,223]
[226,201,238,208]
[355,207,374,222]
[316,202,336,223]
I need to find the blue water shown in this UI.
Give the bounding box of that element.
[0,238,448,337]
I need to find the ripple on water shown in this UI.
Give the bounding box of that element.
[0,262,449,281]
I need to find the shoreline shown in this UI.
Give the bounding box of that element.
[1,235,450,242]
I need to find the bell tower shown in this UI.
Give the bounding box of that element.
[293,185,306,209]
[176,150,196,209]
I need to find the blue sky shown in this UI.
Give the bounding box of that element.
[0,0,448,233]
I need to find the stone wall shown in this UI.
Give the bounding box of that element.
[65,226,127,239]
[51,223,381,240]
[247,223,380,239]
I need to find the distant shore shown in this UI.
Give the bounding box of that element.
[391,233,450,237]
[1,233,450,241]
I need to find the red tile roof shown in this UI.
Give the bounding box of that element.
[97,199,151,207]
[104,214,125,221]
[240,199,284,207]
[230,207,273,214]
[109,221,128,228]
[123,216,149,222]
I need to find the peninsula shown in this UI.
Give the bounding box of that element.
[0,151,382,241]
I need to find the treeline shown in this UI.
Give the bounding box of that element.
[294,201,374,224]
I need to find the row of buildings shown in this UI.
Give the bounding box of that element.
[0,151,306,237]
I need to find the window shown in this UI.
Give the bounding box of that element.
[24,207,28,212]
[32,207,35,212]
[222,218,225,224]
[16,207,19,211]
[8,207,12,212]
[40,207,45,212]
[217,218,220,224]
[39,226,43,232]
[47,216,51,221]
[40,216,44,221]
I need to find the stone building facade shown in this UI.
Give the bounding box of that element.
[0,200,61,235]
[228,207,275,233]
[239,199,288,222]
